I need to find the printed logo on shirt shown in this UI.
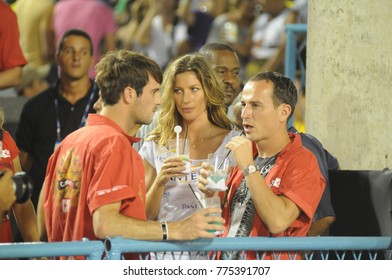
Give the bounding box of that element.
[96,185,128,196]
[0,149,10,159]
[181,203,200,210]
[54,148,81,212]
[62,199,70,213]
[169,165,202,184]
[271,177,281,188]
[58,179,76,190]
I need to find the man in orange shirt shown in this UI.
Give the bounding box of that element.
[38,50,224,258]
[198,71,325,259]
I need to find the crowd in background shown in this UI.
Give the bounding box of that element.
[0,0,308,139]
[1,0,308,94]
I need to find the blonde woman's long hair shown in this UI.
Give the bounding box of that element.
[148,53,234,147]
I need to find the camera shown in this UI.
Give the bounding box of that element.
[0,171,33,204]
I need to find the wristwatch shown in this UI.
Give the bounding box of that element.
[243,164,257,177]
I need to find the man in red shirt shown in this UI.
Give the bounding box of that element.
[0,2,27,90]
[38,50,224,257]
[198,71,325,259]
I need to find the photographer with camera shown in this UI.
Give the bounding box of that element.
[0,169,15,216]
[0,108,38,243]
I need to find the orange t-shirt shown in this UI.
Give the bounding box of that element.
[43,115,145,253]
[221,133,325,260]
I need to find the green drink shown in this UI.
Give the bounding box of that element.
[203,197,223,235]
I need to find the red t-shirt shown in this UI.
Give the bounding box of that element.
[0,130,18,171]
[221,133,325,259]
[0,130,19,243]
[0,3,27,71]
[44,115,145,248]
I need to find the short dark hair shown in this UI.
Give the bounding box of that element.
[58,29,93,55]
[249,71,298,120]
[199,43,237,60]
[95,50,163,105]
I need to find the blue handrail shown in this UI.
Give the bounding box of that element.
[285,23,308,82]
[104,236,392,260]
[0,239,104,260]
[1,236,391,260]
[285,23,308,128]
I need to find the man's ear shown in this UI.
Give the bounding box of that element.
[279,103,292,123]
[123,87,136,104]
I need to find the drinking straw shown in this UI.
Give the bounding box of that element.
[188,184,204,208]
[174,125,182,157]
[217,130,244,170]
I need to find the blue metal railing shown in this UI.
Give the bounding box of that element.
[285,23,308,82]
[104,236,392,260]
[0,238,104,260]
[285,23,308,128]
[1,237,391,260]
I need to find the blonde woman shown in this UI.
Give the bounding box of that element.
[139,53,240,226]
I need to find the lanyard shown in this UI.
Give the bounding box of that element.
[54,84,96,142]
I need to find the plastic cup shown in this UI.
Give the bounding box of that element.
[206,153,229,191]
[202,196,223,235]
[168,139,191,173]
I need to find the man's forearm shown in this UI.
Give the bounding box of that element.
[13,200,39,242]
[18,151,33,172]
[0,67,23,89]
[307,216,336,236]
[245,172,301,234]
